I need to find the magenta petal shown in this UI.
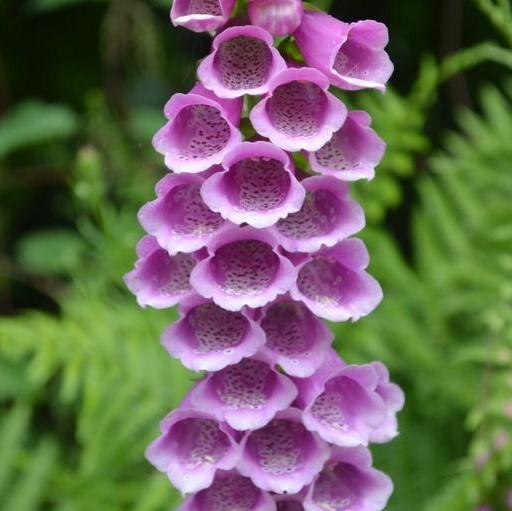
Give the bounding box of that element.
[270,175,365,253]
[248,0,303,36]
[198,26,287,98]
[290,239,383,322]
[178,471,277,511]
[162,295,266,372]
[304,447,393,511]
[189,356,298,431]
[238,408,330,494]
[190,226,298,311]
[258,295,334,378]
[171,0,236,33]
[309,111,386,182]
[250,67,347,152]
[123,236,200,309]
[201,141,306,228]
[146,408,240,495]
[139,173,231,255]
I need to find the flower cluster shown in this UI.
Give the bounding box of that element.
[125,1,403,510]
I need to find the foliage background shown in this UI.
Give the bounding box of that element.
[1,0,512,510]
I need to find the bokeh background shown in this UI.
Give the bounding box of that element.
[1,0,512,510]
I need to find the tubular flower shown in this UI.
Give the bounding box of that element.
[248,0,303,36]
[171,0,236,33]
[198,26,287,98]
[201,141,305,228]
[294,11,393,91]
[127,2,402,509]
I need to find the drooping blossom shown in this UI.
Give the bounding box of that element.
[138,172,231,255]
[153,84,242,174]
[304,446,393,511]
[250,67,347,152]
[258,295,334,377]
[290,238,383,322]
[189,356,298,431]
[190,226,297,311]
[294,11,393,91]
[161,294,266,372]
[198,26,287,98]
[146,408,240,494]
[177,470,277,511]
[171,0,236,33]
[238,408,330,494]
[248,0,303,36]
[123,235,201,309]
[201,141,305,228]
[309,111,386,182]
[270,175,365,253]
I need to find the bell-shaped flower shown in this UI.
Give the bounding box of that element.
[153,84,242,174]
[238,408,330,494]
[190,226,297,311]
[270,175,365,253]
[146,408,240,495]
[309,111,385,182]
[178,470,276,511]
[198,26,287,98]
[248,0,303,36]
[139,172,231,255]
[250,67,347,152]
[258,295,334,378]
[171,0,236,33]
[161,295,266,372]
[294,11,393,91]
[289,239,383,322]
[189,356,298,431]
[123,235,200,309]
[304,447,393,511]
[201,141,305,229]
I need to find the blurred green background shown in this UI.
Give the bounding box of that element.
[1,0,512,510]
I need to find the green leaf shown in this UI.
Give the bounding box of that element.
[0,101,78,158]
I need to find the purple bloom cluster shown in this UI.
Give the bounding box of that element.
[125,2,403,510]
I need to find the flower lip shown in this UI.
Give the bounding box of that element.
[146,407,241,495]
[161,294,266,372]
[198,25,287,98]
[238,407,331,494]
[190,226,298,311]
[201,141,306,228]
[269,175,365,253]
[249,67,347,152]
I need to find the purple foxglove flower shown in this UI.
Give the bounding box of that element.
[258,295,334,378]
[190,226,297,311]
[189,356,298,431]
[270,175,365,253]
[178,470,276,511]
[170,0,236,33]
[198,26,287,98]
[138,173,231,255]
[161,295,266,372]
[248,0,303,37]
[309,111,386,182]
[238,408,330,494]
[368,362,405,443]
[274,493,307,511]
[304,446,393,511]
[300,364,392,447]
[146,408,240,494]
[289,238,383,322]
[153,84,242,174]
[294,11,393,91]
[123,235,200,309]
[201,141,305,228]
[250,67,347,152]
